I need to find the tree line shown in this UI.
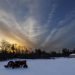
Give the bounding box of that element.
[0,40,75,61]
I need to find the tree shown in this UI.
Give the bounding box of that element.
[0,40,11,53]
[11,44,16,54]
[62,48,70,56]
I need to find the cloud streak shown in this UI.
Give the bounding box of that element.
[0,0,75,51]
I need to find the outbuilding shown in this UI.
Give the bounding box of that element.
[69,54,75,58]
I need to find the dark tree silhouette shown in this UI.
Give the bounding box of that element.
[62,48,70,56]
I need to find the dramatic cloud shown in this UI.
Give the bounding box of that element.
[0,0,75,51]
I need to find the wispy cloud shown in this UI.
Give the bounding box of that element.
[41,3,57,46]
[42,11,75,50]
[0,10,35,48]
[0,0,75,51]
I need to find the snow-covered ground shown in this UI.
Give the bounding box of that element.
[0,58,75,75]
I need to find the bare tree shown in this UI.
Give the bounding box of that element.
[0,40,11,53]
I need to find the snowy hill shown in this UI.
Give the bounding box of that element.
[0,58,75,75]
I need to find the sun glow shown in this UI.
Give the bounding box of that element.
[6,39,22,45]
[0,38,30,52]
[0,38,27,48]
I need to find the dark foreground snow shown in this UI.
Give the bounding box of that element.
[0,58,75,75]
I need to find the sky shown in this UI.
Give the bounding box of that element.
[0,0,75,51]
